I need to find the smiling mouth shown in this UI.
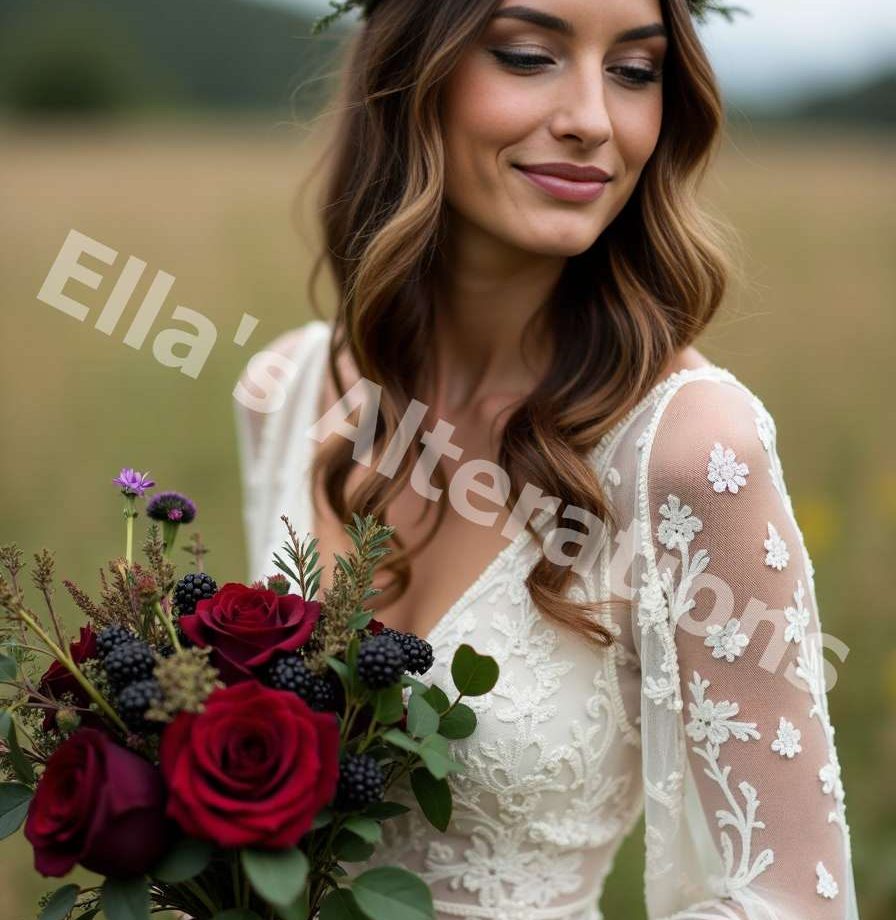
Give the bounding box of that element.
[512,165,610,204]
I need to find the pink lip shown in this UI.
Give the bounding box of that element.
[514,166,609,203]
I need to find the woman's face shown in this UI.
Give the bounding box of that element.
[441,0,667,258]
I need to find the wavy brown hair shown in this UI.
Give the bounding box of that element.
[291,0,738,646]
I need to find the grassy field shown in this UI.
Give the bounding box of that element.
[0,115,893,919]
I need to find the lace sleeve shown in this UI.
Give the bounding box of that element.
[631,377,859,919]
[232,325,314,581]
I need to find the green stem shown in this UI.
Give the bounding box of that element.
[17,608,129,734]
[124,498,136,566]
[154,600,182,652]
[182,879,219,918]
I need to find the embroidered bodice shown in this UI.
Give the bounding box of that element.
[233,319,858,920]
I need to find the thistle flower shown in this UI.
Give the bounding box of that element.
[146,491,197,525]
[113,468,156,498]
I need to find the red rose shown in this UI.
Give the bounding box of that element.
[159,681,340,849]
[178,582,321,685]
[33,625,101,732]
[368,618,385,635]
[24,727,174,878]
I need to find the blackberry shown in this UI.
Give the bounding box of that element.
[357,635,405,689]
[266,654,339,711]
[380,627,434,676]
[333,753,385,811]
[103,640,156,690]
[117,678,163,731]
[172,572,218,616]
[97,624,137,659]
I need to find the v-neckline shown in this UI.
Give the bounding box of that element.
[291,319,732,646]
[295,320,539,646]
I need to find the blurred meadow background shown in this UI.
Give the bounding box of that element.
[0,0,893,917]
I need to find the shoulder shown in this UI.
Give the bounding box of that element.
[641,365,779,497]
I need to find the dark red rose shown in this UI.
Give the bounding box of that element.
[33,625,101,732]
[24,727,174,878]
[178,582,321,685]
[160,681,340,849]
[368,618,385,635]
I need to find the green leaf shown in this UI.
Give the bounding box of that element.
[409,768,452,832]
[418,735,463,780]
[450,644,499,697]
[331,829,375,862]
[438,703,477,740]
[274,892,310,920]
[0,652,18,681]
[346,634,360,671]
[212,912,264,920]
[420,685,449,714]
[319,888,366,920]
[312,806,335,830]
[347,611,373,630]
[342,816,382,844]
[6,719,35,784]
[38,884,80,920]
[373,685,404,724]
[100,876,150,920]
[351,866,434,920]
[150,837,213,883]
[406,693,439,739]
[381,729,420,754]
[0,709,11,739]
[363,801,410,820]
[74,909,100,920]
[241,848,309,907]
[399,674,428,694]
[0,782,32,839]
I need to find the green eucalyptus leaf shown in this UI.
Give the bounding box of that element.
[150,837,213,883]
[450,644,498,697]
[347,611,373,630]
[406,693,439,739]
[38,883,79,920]
[373,685,404,724]
[0,782,32,839]
[331,829,375,862]
[351,867,434,920]
[382,729,420,754]
[241,847,309,907]
[438,703,477,740]
[0,709,11,739]
[319,888,366,920]
[409,768,452,833]
[0,652,18,681]
[417,735,463,780]
[420,685,449,714]
[6,719,35,784]
[363,801,410,820]
[212,911,264,920]
[312,806,335,830]
[342,815,382,844]
[99,876,150,920]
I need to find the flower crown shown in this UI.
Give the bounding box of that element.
[312,1,749,35]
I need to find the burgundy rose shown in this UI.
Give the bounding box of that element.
[24,727,174,878]
[159,681,340,849]
[368,618,385,635]
[178,582,321,685]
[33,625,101,732]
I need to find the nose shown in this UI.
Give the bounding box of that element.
[548,63,613,148]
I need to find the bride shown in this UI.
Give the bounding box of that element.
[234,0,858,917]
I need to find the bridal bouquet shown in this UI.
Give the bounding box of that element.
[0,468,499,920]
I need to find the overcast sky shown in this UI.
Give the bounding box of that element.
[279,0,896,107]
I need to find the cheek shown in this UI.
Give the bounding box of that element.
[441,60,532,202]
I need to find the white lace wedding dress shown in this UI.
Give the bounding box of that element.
[234,319,859,920]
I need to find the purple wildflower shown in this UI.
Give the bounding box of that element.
[113,468,156,498]
[146,491,197,525]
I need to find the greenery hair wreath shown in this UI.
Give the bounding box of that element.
[311,0,750,35]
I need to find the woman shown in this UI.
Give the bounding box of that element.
[234,0,858,917]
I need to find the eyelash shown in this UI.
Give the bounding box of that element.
[489,49,662,87]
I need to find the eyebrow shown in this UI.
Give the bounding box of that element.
[491,6,668,43]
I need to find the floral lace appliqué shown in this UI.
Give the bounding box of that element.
[770,716,802,758]
[704,617,750,663]
[707,442,750,494]
[764,522,790,570]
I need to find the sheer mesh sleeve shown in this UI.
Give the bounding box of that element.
[232,325,313,581]
[630,377,858,919]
